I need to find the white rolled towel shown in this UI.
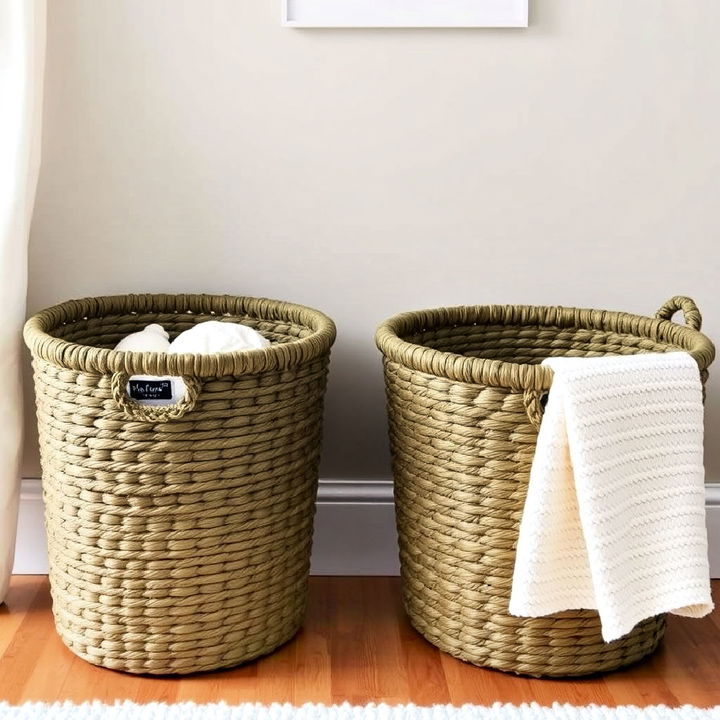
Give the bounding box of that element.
[168,320,270,354]
[114,323,170,352]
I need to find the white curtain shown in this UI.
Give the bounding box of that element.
[0,0,46,603]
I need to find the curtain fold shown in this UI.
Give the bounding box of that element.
[0,0,46,603]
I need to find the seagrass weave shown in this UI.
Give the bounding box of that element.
[375,296,714,677]
[24,293,336,675]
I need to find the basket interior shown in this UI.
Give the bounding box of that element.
[50,310,313,350]
[405,324,677,365]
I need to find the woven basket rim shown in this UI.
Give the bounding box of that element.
[24,293,336,377]
[375,301,715,392]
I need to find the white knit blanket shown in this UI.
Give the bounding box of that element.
[509,352,713,642]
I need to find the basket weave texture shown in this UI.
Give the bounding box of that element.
[375,296,714,677]
[24,294,336,675]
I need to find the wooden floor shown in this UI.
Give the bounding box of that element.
[0,576,718,707]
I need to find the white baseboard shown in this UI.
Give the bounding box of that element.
[13,478,720,578]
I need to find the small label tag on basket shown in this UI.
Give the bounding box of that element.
[128,379,172,401]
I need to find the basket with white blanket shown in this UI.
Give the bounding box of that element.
[375,296,714,677]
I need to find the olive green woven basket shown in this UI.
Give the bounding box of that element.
[375,296,714,678]
[24,293,336,675]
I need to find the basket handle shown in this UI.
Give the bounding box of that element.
[523,389,548,432]
[110,372,202,422]
[654,296,702,331]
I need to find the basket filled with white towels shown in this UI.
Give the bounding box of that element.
[23,293,336,675]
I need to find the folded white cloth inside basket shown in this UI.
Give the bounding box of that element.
[509,351,713,642]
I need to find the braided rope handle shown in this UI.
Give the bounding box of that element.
[111,372,202,421]
[655,295,710,395]
[523,389,548,432]
[654,296,702,331]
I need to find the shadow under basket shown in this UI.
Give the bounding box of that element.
[375,295,714,677]
[23,293,336,675]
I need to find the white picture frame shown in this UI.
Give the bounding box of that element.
[283,0,529,28]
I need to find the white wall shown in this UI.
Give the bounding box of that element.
[26,0,720,484]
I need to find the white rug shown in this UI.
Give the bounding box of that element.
[0,704,718,720]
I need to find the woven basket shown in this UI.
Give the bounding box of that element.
[375,296,714,677]
[24,293,336,675]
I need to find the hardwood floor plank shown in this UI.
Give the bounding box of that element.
[292,630,332,705]
[0,576,44,658]
[175,666,254,706]
[292,578,332,705]
[657,617,720,707]
[361,578,410,704]
[522,675,617,708]
[255,638,296,705]
[397,611,451,706]
[1,576,719,707]
[330,577,383,704]
[174,656,262,705]
[292,579,332,705]
[441,652,536,706]
[603,642,679,707]
[132,674,181,706]
[17,630,79,703]
[0,577,57,704]
[56,655,138,705]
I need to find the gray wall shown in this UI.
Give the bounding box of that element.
[25,0,720,481]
